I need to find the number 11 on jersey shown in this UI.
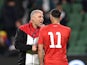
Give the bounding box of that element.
[48,32,62,48]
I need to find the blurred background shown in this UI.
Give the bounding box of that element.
[0,0,87,65]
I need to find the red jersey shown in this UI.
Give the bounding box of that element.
[38,24,71,65]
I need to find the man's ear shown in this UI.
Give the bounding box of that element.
[31,15,35,20]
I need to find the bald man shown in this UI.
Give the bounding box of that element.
[15,10,44,65]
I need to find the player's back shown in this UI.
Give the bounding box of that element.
[43,24,71,65]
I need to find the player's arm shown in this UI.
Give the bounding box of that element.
[38,44,44,65]
[68,28,71,40]
[38,27,45,65]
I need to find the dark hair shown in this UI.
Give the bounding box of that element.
[56,2,62,6]
[50,9,61,18]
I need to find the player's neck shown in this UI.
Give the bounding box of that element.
[52,20,60,24]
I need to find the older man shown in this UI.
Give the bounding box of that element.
[15,10,44,65]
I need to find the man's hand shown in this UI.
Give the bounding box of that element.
[40,64,43,65]
[32,45,37,51]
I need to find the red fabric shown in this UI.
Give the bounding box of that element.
[45,60,68,65]
[38,24,71,65]
[19,22,40,38]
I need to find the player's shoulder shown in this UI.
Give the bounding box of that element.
[40,25,48,30]
[45,24,53,28]
[42,24,52,30]
[61,25,71,31]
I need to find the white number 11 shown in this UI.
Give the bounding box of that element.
[48,32,62,48]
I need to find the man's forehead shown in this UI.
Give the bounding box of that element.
[35,12,43,15]
[30,10,43,18]
[33,12,43,16]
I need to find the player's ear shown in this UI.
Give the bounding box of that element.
[50,15,52,20]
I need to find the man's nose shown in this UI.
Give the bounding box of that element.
[41,18,44,21]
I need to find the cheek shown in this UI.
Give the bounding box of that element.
[34,18,38,22]
[36,19,40,23]
[41,18,44,21]
[35,17,38,21]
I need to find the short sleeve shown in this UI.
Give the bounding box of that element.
[68,28,71,40]
[38,27,45,44]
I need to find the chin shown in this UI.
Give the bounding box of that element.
[38,25,41,27]
[37,24,41,27]
[37,23,44,28]
[40,24,45,27]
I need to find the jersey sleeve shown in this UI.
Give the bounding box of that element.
[38,27,44,44]
[68,28,71,40]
